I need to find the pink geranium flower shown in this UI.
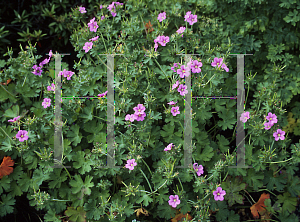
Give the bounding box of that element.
[213,187,226,201]
[177,84,188,96]
[172,81,179,90]
[157,12,166,22]
[83,42,93,53]
[168,195,180,208]
[8,116,20,123]
[47,83,55,91]
[42,98,51,108]
[190,60,202,73]
[177,65,190,78]
[134,112,146,121]
[273,129,285,141]
[89,36,99,42]
[211,57,223,68]
[171,106,180,116]
[88,17,98,32]
[16,130,28,142]
[79,7,86,13]
[167,101,177,105]
[32,65,42,76]
[125,159,137,170]
[193,163,204,176]
[266,112,278,125]
[164,143,174,151]
[133,104,146,115]
[240,111,250,123]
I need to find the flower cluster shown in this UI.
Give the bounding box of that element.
[176,27,186,37]
[31,50,53,76]
[193,163,204,176]
[211,57,229,72]
[154,35,170,52]
[107,1,123,17]
[240,111,285,141]
[184,11,197,25]
[125,104,147,122]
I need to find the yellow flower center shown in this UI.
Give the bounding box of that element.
[21,135,23,138]
[195,66,197,68]
[195,168,198,171]
[46,102,48,105]
[217,193,220,196]
[138,109,141,112]
[183,70,185,73]
[174,199,177,202]
[270,118,272,120]
[131,164,133,166]
[68,75,69,77]
[278,134,280,137]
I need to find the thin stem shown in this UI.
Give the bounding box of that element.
[243,190,256,204]
[140,169,153,193]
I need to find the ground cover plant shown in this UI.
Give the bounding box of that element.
[0,0,300,221]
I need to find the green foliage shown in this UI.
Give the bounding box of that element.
[0,0,300,221]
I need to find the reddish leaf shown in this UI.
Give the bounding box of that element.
[144,20,154,34]
[0,156,15,179]
[250,193,270,219]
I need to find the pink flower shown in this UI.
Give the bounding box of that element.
[171,106,180,116]
[101,16,105,20]
[221,63,229,72]
[164,143,174,151]
[134,112,146,121]
[184,11,192,21]
[133,104,146,115]
[87,17,98,32]
[89,36,99,42]
[266,112,278,125]
[157,12,166,22]
[63,70,74,80]
[39,58,50,67]
[211,57,223,68]
[168,195,180,208]
[8,116,20,123]
[32,65,42,76]
[176,27,186,34]
[79,7,86,13]
[125,114,136,122]
[273,129,285,141]
[187,14,197,25]
[193,163,204,176]
[100,5,103,9]
[83,42,93,53]
[190,60,202,73]
[264,121,273,130]
[177,65,190,78]
[167,101,177,105]
[178,84,188,96]
[125,159,137,170]
[158,36,169,46]
[213,187,226,201]
[16,130,28,142]
[240,111,250,123]
[49,50,53,58]
[172,81,179,90]
[47,83,55,91]
[98,91,107,97]
[42,98,51,108]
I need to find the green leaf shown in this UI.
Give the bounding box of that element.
[156,203,176,219]
[262,170,287,192]
[48,168,68,189]
[3,104,19,118]
[276,192,297,214]
[64,206,86,222]
[198,145,214,162]
[44,208,61,222]
[226,210,240,222]
[287,176,300,197]
[217,109,236,130]
[136,194,153,207]
[0,176,11,194]
[243,168,264,191]
[8,181,23,197]
[216,134,230,153]
[221,176,246,207]
[67,124,83,146]
[0,194,16,217]
[72,151,93,174]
